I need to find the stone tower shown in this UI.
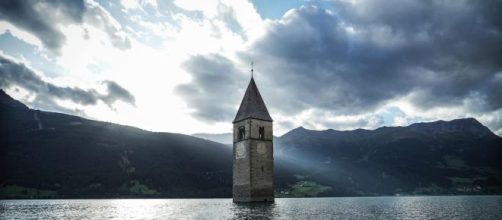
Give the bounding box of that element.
[233,76,274,203]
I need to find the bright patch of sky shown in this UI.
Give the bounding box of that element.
[0,0,500,136]
[251,0,305,19]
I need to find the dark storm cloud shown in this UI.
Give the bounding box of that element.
[329,0,502,109]
[0,0,130,53]
[245,2,502,116]
[177,1,502,132]
[0,55,135,110]
[102,80,136,107]
[0,0,85,53]
[175,54,246,122]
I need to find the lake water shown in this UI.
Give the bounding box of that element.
[1,196,501,219]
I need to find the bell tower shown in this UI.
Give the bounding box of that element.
[233,73,274,203]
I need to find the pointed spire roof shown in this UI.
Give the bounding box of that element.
[233,77,273,123]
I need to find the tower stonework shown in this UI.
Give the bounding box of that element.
[233,77,274,203]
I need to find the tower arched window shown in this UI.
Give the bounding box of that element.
[238,126,245,141]
[258,127,265,140]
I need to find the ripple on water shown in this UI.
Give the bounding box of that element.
[1,196,502,219]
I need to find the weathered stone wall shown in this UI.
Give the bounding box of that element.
[233,118,274,202]
[233,140,250,201]
[249,140,274,202]
[249,119,273,140]
[233,119,273,142]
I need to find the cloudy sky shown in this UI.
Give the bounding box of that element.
[0,0,501,136]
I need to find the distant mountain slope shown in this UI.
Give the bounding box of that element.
[274,119,502,196]
[0,90,234,198]
[192,133,233,145]
[1,90,501,198]
[0,90,297,199]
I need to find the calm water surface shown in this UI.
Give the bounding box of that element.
[1,196,501,219]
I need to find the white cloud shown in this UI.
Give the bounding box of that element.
[2,0,501,137]
[0,21,43,48]
[120,0,158,11]
[30,0,257,134]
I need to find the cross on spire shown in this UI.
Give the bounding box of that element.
[251,61,254,78]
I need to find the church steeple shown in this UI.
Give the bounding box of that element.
[232,65,274,203]
[233,77,273,123]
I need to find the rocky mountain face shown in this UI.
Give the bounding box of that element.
[274,119,502,196]
[1,90,501,198]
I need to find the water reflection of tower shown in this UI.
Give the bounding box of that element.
[231,202,277,219]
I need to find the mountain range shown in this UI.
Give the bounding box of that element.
[0,90,233,198]
[274,119,502,196]
[192,133,233,146]
[0,90,501,198]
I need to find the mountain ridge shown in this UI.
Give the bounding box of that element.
[282,117,498,140]
[1,89,501,198]
[0,89,28,110]
[0,90,235,198]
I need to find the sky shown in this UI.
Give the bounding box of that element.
[0,0,501,136]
